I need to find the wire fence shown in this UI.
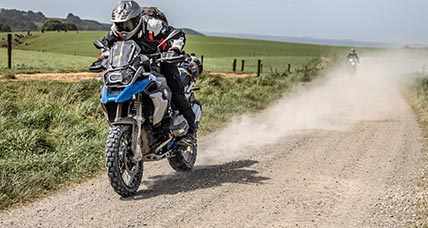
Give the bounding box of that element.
[201,56,325,77]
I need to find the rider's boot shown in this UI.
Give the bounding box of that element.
[181,108,197,145]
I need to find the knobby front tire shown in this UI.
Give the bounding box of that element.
[106,125,144,197]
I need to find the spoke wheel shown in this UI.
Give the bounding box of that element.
[106,125,143,197]
[168,141,197,172]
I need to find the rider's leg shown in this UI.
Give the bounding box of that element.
[160,62,196,137]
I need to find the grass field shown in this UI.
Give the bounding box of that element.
[0,48,94,73]
[1,31,344,74]
[0,62,324,210]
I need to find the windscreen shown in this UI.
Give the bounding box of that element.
[110,40,141,68]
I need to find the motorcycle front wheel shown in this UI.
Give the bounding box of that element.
[106,125,143,197]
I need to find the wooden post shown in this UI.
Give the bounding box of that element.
[233,59,237,72]
[241,60,245,72]
[287,64,292,73]
[7,34,12,69]
[201,55,204,66]
[257,60,262,77]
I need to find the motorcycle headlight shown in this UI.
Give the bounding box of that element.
[107,72,122,84]
[105,68,135,85]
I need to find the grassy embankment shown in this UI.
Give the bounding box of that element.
[1,31,344,74]
[408,74,428,227]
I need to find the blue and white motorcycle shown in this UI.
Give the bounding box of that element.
[90,34,202,197]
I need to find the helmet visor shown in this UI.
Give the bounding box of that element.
[114,16,140,32]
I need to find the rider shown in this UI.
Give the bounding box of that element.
[347,48,360,63]
[99,1,196,143]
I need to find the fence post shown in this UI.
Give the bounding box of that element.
[257,59,262,77]
[241,60,245,72]
[287,64,292,73]
[233,59,237,72]
[7,34,12,69]
[201,55,204,66]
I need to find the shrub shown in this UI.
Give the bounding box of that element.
[41,20,77,32]
[0,71,17,80]
[0,24,12,32]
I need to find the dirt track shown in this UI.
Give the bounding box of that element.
[0,71,254,82]
[0,54,427,227]
[10,72,100,82]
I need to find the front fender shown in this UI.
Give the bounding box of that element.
[101,79,152,104]
[111,117,137,126]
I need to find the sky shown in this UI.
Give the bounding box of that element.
[1,0,427,44]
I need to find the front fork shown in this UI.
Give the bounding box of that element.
[132,94,145,162]
[105,94,146,162]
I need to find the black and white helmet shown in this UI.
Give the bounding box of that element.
[111,0,143,40]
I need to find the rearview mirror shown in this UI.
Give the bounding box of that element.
[89,64,104,73]
[89,59,106,73]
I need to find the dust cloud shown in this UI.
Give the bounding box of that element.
[198,50,427,165]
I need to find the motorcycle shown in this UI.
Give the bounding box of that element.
[347,57,358,74]
[89,32,202,197]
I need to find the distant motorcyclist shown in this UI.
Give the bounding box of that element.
[347,48,360,63]
[98,1,197,143]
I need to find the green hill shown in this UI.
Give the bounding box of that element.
[1,31,344,74]
[0,8,206,34]
[0,8,110,32]
[14,31,342,57]
[181,28,205,36]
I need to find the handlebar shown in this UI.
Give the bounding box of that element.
[148,53,186,64]
[158,55,186,64]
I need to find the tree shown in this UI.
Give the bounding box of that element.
[64,23,78,31]
[42,20,64,31]
[41,20,77,32]
[0,24,12,32]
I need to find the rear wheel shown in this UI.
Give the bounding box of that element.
[106,125,143,197]
[168,141,197,172]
